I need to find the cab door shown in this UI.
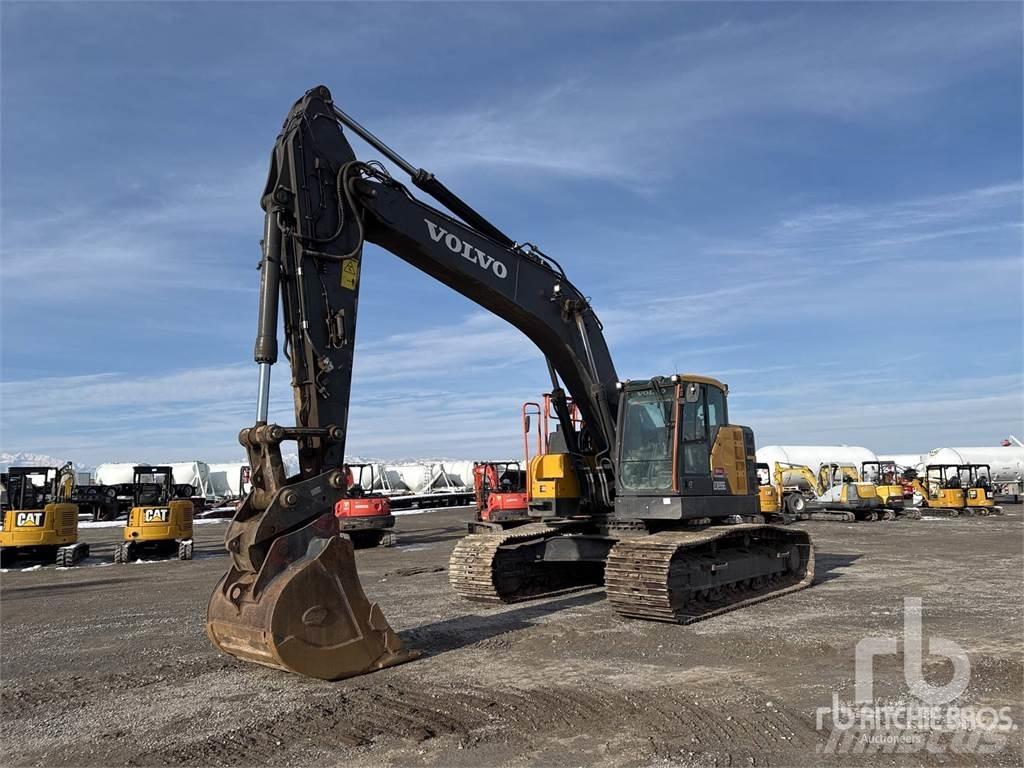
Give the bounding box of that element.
[679,382,713,496]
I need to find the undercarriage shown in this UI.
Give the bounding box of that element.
[449,519,814,622]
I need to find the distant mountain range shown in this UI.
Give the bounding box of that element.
[0,452,90,473]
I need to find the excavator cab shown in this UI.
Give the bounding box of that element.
[961,464,1001,514]
[334,463,397,547]
[861,460,905,511]
[114,466,194,563]
[613,377,759,521]
[916,464,967,514]
[469,461,530,533]
[0,466,88,567]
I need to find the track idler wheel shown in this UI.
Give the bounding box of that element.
[207,514,419,681]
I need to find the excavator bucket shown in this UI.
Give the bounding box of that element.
[207,514,419,680]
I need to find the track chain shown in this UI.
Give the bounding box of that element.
[604,524,814,625]
[448,522,588,604]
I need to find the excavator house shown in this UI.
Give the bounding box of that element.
[206,86,815,681]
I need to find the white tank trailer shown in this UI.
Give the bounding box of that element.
[756,445,878,489]
[94,461,215,498]
[207,462,249,498]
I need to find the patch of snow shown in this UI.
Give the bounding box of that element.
[20,564,43,572]
[393,504,473,517]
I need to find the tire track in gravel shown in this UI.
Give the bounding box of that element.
[119,679,818,766]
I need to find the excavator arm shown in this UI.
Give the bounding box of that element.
[208,86,619,680]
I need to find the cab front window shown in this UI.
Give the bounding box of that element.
[619,385,675,491]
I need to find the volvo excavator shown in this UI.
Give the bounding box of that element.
[206,86,814,681]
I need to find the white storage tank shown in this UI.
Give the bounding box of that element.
[94,463,139,486]
[95,461,213,497]
[207,462,248,497]
[438,461,474,490]
[166,461,213,497]
[389,463,435,494]
[756,445,878,488]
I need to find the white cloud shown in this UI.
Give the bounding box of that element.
[374,6,1019,185]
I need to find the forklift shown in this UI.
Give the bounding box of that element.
[961,464,1003,515]
[0,466,90,567]
[114,466,194,563]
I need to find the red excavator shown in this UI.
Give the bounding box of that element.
[469,461,529,533]
[206,86,814,681]
[467,401,545,533]
[334,463,397,547]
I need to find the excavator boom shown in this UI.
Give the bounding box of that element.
[209,86,621,679]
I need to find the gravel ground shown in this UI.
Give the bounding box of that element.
[2,505,1022,767]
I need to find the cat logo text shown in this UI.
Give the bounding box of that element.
[15,512,43,527]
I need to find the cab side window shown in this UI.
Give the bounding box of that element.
[682,384,709,475]
[706,386,725,430]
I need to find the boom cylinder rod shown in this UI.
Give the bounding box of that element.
[253,212,282,423]
[255,363,272,424]
[331,103,514,247]
[331,105,417,177]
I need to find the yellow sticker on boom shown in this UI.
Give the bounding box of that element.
[341,259,359,290]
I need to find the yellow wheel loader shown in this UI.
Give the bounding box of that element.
[0,466,89,567]
[114,466,194,563]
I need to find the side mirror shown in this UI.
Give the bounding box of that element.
[684,382,701,403]
[523,415,532,433]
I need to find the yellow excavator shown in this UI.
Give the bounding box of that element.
[757,462,889,522]
[204,87,814,681]
[908,464,1002,516]
[815,463,889,521]
[860,461,905,511]
[962,464,1003,515]
[113,466,195,563]
[0,465,90,567]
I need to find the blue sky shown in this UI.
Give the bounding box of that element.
[1,2,1021,466]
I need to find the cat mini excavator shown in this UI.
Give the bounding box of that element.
[0,465,89,567]
[206,86,814,681]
